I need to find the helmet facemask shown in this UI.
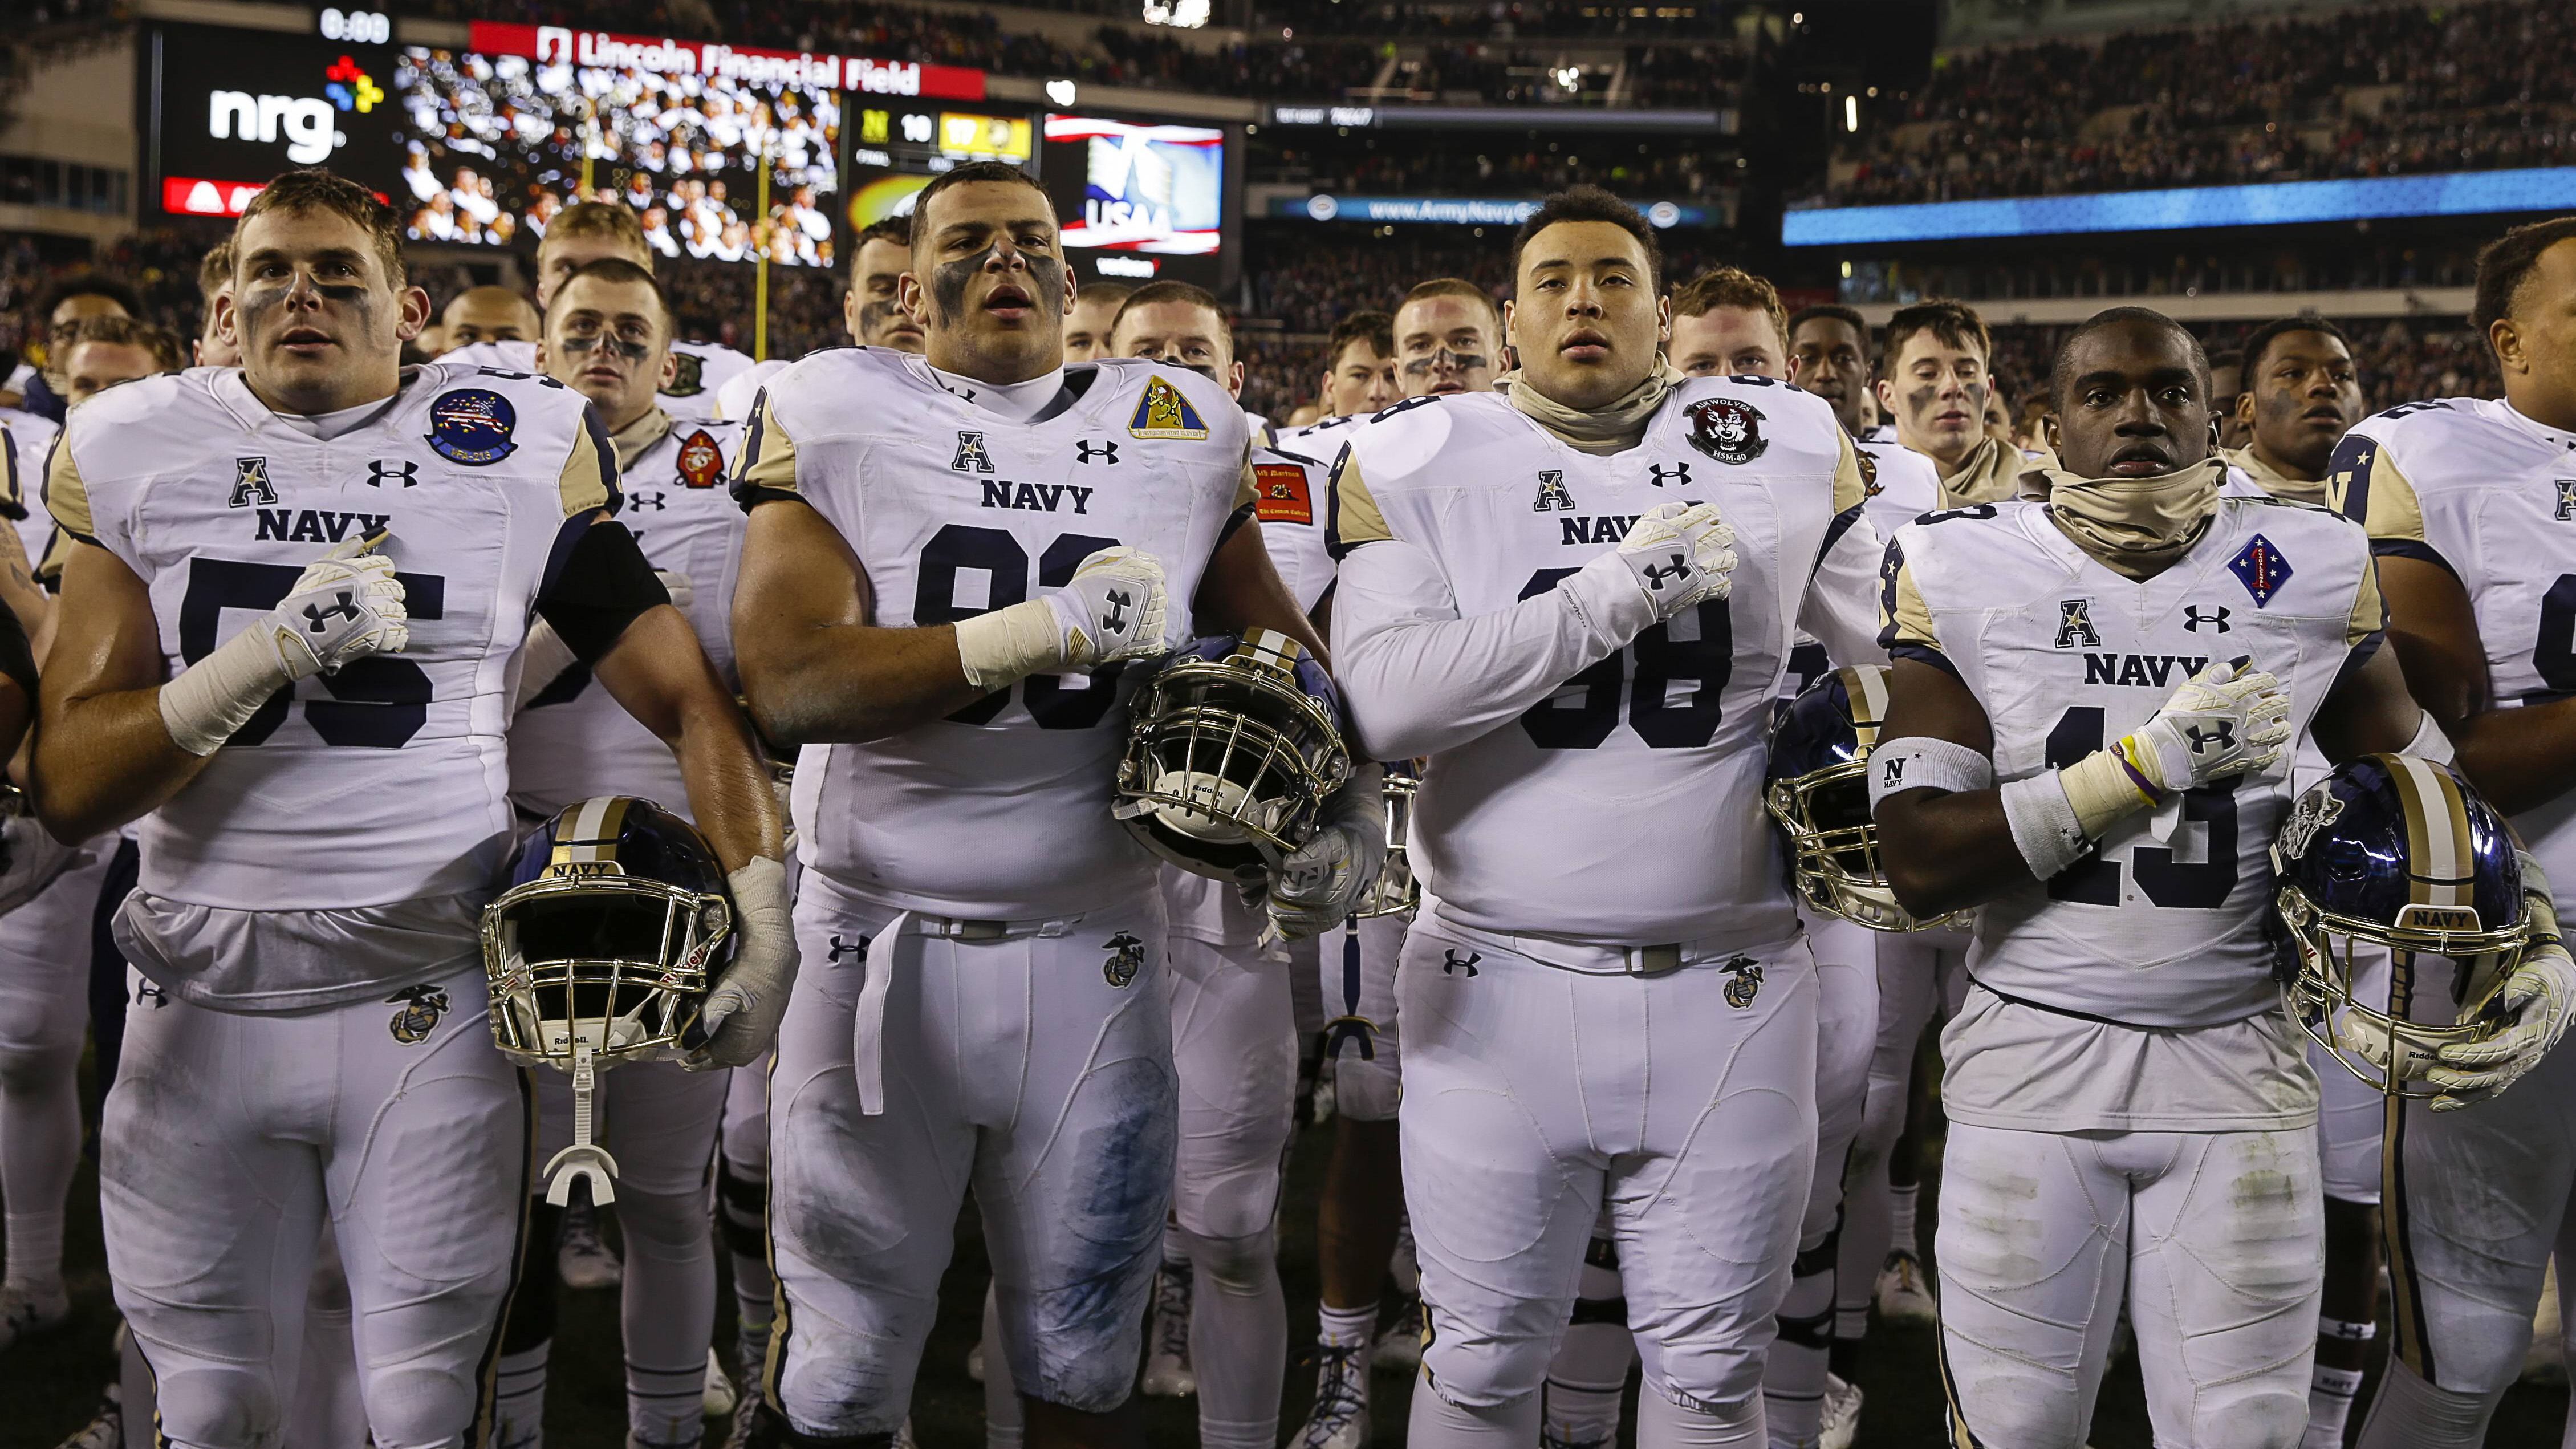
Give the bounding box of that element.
[2276,884,2522,1097]
[1115,630,1352,884]
[483,874,733,1065]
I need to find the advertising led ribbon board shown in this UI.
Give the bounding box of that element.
[1782,167,2576,247]
[143,21,403,218]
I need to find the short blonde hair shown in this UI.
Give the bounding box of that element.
[1670,267,1788,347]
[541,202,651,266]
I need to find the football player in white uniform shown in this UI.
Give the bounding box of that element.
[2217,311,2383,1448]
[1874,301,2039,506]
[1061,279,1135,366]
[729,162,1358,1449]
[1294,277,1506,1449]
[2333,217,2576,1448]
[718,217,927,423]
[483,257,755,1449]
[1783,300,1960,1424]
[27,170,791,1449]
[1667,268,1790,381]
[1870,307,2472,1448]
[1331,187,1883,1449]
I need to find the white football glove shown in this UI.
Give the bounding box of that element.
[1266,765,1388,942]
[2425,940,2576,1111]
[269,533,409,679]
[686,856,799,1071]
[1045,546,1168,668]
[2122,656,2290,794]
[1603,500,1738,622]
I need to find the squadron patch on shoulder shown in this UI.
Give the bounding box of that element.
[1129,376,1210,440]
[1685,398,1768,465]
[676,429,725,488]
[2228,533,2295,608]
[1253,462,1313,525]
[387,984,450,1044]
[664,351,707,397]
[425,387,518,466]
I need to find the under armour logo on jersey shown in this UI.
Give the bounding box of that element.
[2557,480,2576,521]
[1532,470,1575,512]
[133,980,168,1008]
[950,431,996,474]
[1441,948,1480,977]
[229,457,277,508]
[2054,598,2100,649]
[1076,440,1120,465]
[1640,555,1693,592]
[627,490,667,512]
[364,459,419,488]
[304,592,362,632]
[2185,721,2236,754]
[1103,588,1133,634]
[826,933,867,963]
[2184,605,2232,633]
[1646,461,1692,489]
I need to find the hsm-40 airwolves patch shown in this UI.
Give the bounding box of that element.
[1103,932,1147,988]
[387,983,450,1043]
[1686,398,1768,465]
[1129,376,1209,440]
[426,387,517,466]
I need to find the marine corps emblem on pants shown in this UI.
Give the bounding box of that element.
[1103,932,1147,988]
[1722,955,1763,1009]
[387,984,451,1044]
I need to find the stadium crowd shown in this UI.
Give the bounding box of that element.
[1821,0,2576,204]
[1251,142,1725,200]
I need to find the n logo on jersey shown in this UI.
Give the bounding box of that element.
[425,388,518,465]
[950,431,996,474]
[2556,480,2576,521]
[1532,470,1576,512]
[1685,398,1768,464]
[676,429,725,488]
[229,457,277,508]
[1129,376,1210,440]
[1647,461,1692,489]
[2228,533,2294,608]
[2054,598,2100,649]
[1253,462,1313,525]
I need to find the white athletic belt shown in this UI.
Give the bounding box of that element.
[854,910,1083,1116]
[1428,908,1798,979]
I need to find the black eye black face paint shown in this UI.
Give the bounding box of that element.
[560,332,652,362]
[1403,347,1489,377]
[928,239,1068,328]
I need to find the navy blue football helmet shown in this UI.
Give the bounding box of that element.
[1766,664,1949,932]
[483,795,736,1069]
[2273,754,2529,1095]
[1114,630,1352,884]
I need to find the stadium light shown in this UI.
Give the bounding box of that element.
[1844,95,1858,132]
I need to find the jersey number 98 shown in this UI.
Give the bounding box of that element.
[1516,567,1732,750]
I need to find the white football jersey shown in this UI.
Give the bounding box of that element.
[1856,435,1941,542]
[1332,379,1879,948]
[2335,396,2576,891]
[1885,491,2380,1026]
[47,363,618,911]
[718,358,790,423]
[2,407,58,561]
[1251,441,1335,616]
[735,350,1255,918]
[510,412,746,819]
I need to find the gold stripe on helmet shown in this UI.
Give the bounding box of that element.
[1842,664,1891,748]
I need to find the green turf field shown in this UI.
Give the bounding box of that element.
[6,1073,2567,1447]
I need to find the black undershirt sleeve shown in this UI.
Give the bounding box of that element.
[534,519,671,663]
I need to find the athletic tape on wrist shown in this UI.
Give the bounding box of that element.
[2405,708,2456,766]
[158,624,295,756]
[1865,735,1993,814]
[2000,772,2093,882]
[2058,746,2159,840]
[953,598,1066,691]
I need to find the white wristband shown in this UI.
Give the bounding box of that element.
[158,624,295,756]
[1866,735,1995,813]
[2406,708,2456,766]
[953,598,1068,691]
[2000,772,2093,882]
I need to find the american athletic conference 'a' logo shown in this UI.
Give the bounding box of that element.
[1684,398,1768,465]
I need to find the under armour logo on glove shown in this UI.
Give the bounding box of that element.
[304,591,364,632]
[1640,555,1693,592]
[1441,948,1481,977]
[1103,588,1133,634]
[2185,721,2236,754]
